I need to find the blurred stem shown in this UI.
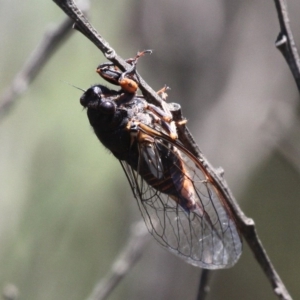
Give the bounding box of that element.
[85,221,151,300]
[196,269,211,300]
[0,17,74,120]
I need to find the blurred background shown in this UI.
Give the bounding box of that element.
[0,0,300,299]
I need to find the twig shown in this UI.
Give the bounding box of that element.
[85,220,151,300]
[52,1,293,299]
[196,269,211,300]
[0,16,74,120]
[274,0,300,92]
[52,0,173,116]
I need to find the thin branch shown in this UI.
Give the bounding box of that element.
[52,1,293,299]
[274,0,300,92]
[85,220,151,300]
[196,269,211,300]
[0,16,75,120]
[52,0,171,116]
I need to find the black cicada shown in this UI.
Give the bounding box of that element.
[80,51,242,269]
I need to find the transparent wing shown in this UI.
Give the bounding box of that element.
[120,138,242,269]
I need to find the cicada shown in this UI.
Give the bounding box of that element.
[80,51,242,269]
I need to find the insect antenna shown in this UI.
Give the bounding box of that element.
[60,80,86,92]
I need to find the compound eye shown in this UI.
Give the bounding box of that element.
[99,100,116,114]
[80,92,95,107]
[80,86,102,107]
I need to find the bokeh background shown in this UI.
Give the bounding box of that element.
[1,0,300,299]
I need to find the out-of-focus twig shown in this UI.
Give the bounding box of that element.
[0,16,75,120]
[52,1,293,300]
[85,220,151,300]
[196,269,211,300]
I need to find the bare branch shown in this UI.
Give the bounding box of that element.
[85,221,151,300]
[52,1,293,299]
[0,16,74,120]
[52,0,171,113]
[196,269,211,300]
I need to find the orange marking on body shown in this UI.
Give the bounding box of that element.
[119,78,138,93]
[173,148,198,211]
[177,119,188,125]
[137,131,155,143]
[169,132,178,140]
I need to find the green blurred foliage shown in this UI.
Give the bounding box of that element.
[0,1,135,299]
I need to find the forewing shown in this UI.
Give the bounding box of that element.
[120,139,242,269]
[140,142,164,179]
